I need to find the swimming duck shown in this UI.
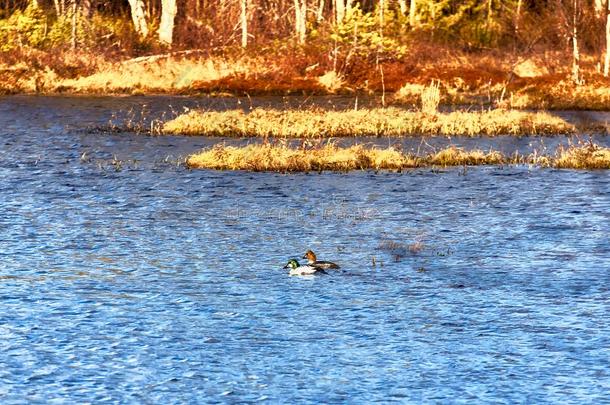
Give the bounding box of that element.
[303,249,340,270]
[283,259,324,276]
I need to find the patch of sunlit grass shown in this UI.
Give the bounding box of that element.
[165,107,575,137]
[56,56,260,94]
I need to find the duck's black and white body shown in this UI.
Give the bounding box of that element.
[303,249,340,270]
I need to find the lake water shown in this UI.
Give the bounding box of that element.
[1,96,609,403]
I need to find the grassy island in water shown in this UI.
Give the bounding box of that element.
[163,108,578,138]
[186,141,610,172]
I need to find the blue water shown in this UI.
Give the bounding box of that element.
[1,96,609,403]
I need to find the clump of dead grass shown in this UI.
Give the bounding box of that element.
[420,81,441,115]
[165,107,575,137]
[534,140,610,169]
[317,71,344,93]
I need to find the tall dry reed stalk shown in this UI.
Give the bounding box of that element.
[420,81,441,115]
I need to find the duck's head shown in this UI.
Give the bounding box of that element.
[283,259,300,269]
[302,250,317,261]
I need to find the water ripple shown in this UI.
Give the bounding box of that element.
[0,96,609,403]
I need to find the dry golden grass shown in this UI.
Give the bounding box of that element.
[186,143,410,171]
[504,80,610,110]
[0,49,105,93]
[52,56,263,94]
[420,81,441,115]
[4,43,610,112]
[392,51,610,111]
[186,142,610,172]
[317,71,344,93]
[534,140,610,169]
[164,107,575,137]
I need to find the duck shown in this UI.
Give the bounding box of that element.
[302,249,340,270]
[283,259,325,276]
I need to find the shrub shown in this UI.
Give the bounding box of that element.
[0,3,47,51]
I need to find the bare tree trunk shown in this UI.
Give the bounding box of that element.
[487,0,492,23]
[379,0,384,31]
[317,0,324,22]
[70,0,77,50]
[159,0,178,46]
[81,0,91,18]
[128,0,149,38]
[335,0,344,24]
[571,0,582,84]
[346,0,352,14]
[294,0,306,43]
[486,0,493,35]
[604,0,610,77]
[299,0,307,43]
[241,0,248,48]
[52,0,61,16]
[409,0,416,26]
[595,0,605,16]
[398,0,406,16]
[515,0,522,33]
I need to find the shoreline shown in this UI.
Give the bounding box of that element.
[3,86,610,112]
[3,50,610,111]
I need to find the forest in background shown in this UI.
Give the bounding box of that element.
[1,0,610,104]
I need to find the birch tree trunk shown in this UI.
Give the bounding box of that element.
[335,0,345,24]
[595,0,605,16]
[515,0,522,33]
[379,0,384,31]
[398,0,406,16]
[409,0,416,26]
[70,0,77,50]
[52,0,61,16]
[294,0,306,43]
[159,0,178,46]
[571,0,582,84]
[604,0,610,77]
[127,0,149,38]
[299,0,307,43]
[317,0,324,22]
[81,0,91,18]
[241,0,247,48]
